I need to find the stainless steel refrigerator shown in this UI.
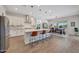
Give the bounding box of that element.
[0,16,9,53]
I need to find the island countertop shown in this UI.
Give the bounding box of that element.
[24,29,50,32]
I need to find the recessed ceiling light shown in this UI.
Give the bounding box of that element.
[38,5,40,7]
[15,8,18,10]
[29,12,33,15]
[38,5,40,8]
[49,10,52,13]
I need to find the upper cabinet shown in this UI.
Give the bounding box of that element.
[24,15,36,29]
[0,6,6,16]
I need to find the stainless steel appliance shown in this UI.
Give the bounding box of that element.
[0,16,9,53]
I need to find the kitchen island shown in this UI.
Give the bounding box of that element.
[24,29,50,44]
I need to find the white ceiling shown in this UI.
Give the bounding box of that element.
[3,5,79,20]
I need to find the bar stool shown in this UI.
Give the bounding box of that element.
[46,30,50,38]
[41,30,46,42]
[42,30,46,39]
[46,29,52,40]
[29,31,38,47]
[38,31,43,41]
[48,30,52,38]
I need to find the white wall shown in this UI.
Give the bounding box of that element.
[67,15,79,35]
[48,15,79,35]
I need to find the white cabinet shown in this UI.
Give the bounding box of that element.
[0,6,5,16]
[7,14,26,37]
